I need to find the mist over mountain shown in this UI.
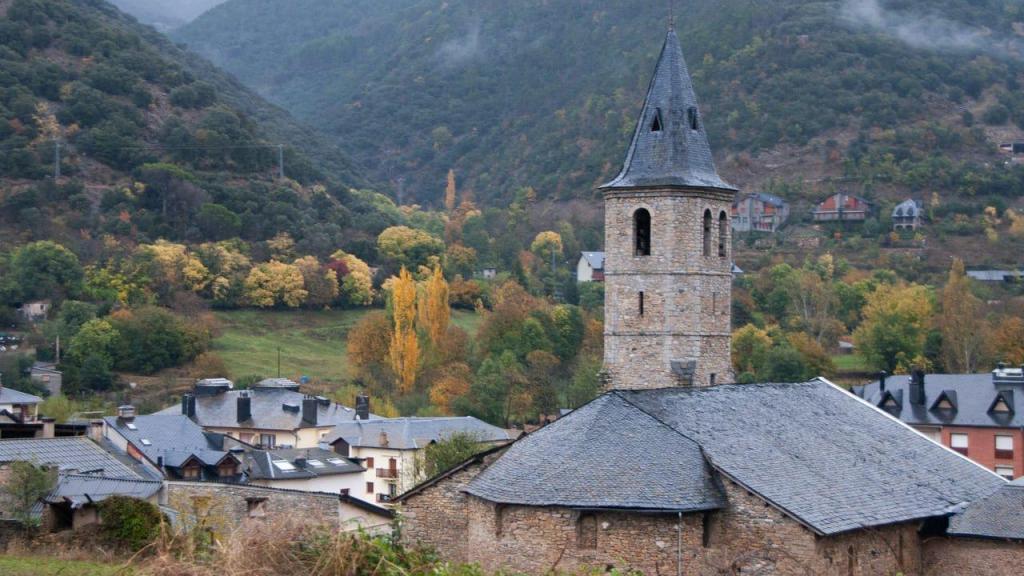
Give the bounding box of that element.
[108,0,227,30]
[175,0,1024,209]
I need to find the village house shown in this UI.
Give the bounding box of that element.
[576,251,605,283]
[966,269,1023,283]
[326,415,512,504]
[154,377,371,448]
[40,474,163,531]
[813,192,871,222]
[892,198,924,230]
[245,446,365,495]
[730,192,789,232]
[396,26,1022,576]
[30,361,62,396]
[0,383,41,425]
[923,478,1024,573]
[853,367,1024,480]
[104,406,249,482]
[16,300,50,323]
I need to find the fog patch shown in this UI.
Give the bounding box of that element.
[840,0,1023,58]
[438,22,483,66]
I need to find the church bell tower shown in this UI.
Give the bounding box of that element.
[600,27,737,390]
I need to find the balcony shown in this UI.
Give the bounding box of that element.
[376,468,398,479]
[376,493,392,503]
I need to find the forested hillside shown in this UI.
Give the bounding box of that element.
[177,0,1024,208]
[0,0,397,256]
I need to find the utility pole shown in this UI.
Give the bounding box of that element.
[53,141,61,179]
[277,144,285,180]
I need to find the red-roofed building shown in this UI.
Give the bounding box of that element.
[813,192,871,222]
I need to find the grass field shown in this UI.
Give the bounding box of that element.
[0,556,124,576]
[211,308,481,384]
[832,354,869,372]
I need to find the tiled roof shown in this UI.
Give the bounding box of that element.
[947,479,1024,540]
[0,386,42,405]
[462,381,1003,535]
[580,251,605,270]
[600,29,735,192]
[104,414,229,467]
[153,388,370,430]
[466,393,725,512]
[246,447,363,480]
[852,373,1024,428]
[44,473,162,507]
[0,437,139,478]
[326,416,512,450]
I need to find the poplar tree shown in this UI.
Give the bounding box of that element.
[940,258,988,373]
[389,267,420,393]
[418,264,450,345]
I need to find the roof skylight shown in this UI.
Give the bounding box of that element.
[126,423,138,430]
[327,458,347,466]
[307,459,325,467]
[273,460,296,471]
[140,439,152,446]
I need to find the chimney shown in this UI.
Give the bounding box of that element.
[237,393,251,423]
[40,417,55,439]
[302,396,318,426]
[295,457,307,468]
[909,370,926,405]
[355,395,370,420]
[117,405,136,422]
[340,488,350,497]
[181,393,196,418]
[88,419,104,442]
[878,371,888,393]
[379,430,389,447]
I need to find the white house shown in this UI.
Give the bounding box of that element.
[326,416,513,505]
[892,199,924,230]
[576,251,605,283]
[244,446,366,495]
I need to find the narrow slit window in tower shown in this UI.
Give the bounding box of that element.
[703,209,713,257]
[634,208,651,256]
[688,106,699,130]
[638,291,645,317]
[718,211,728,258]
[651,108,663,132]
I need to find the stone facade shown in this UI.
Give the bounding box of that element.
[923,537,1024,575]
[603,188,735,390]
[399,461,924,575]
[163,481,391,535]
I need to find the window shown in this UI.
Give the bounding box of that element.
[366,482,374,494]
[651,108,663,132]
[996,435,1014,459]
[718,211,728,258]
[272,460,296,471]
[993,398,1012,413]
[307,459,325,468]
[638,291,645,317]
[687,106,699,130]
[703,209,713,256]
[259,433,276,448]
[996,466,1015,480]
[577,513,597,549]
[709,373,716,387]
[634,209,651,256]
[246,497,267,518]
[218,462,238,477]
[950,433,969,456]
[365,457,375,468]
[183,465,201,479]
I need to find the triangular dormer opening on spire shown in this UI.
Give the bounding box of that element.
[687,107,698,131]
[651,109,663,132]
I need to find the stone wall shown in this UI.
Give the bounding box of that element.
[603,188,735,390]
[163,482,388,535]
[923,537,1024,575]
[399,467,925,576]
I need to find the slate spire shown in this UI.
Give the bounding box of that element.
[601,28,735,191]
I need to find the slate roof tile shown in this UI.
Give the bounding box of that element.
[0,437,139,478]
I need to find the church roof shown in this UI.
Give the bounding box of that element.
[601,29,735,192]
[462,380,1004,535]
[465,393,725,512]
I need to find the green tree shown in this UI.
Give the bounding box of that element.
[853,284,934,372]
[7,241,83,302]
[416,431,483,479]
[376,226,445,271]
[0,461,56,527]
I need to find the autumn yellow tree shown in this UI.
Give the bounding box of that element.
[429,362,472,414]
[243,261,307,308]
[853,283,934,372]
[418,264,450,346]
[330,250,374,306]
[389,267,421,393]
[939,258,989,373]
[141,240,210,293]
[993,317,1024,365]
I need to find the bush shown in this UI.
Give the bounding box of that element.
[98,495,164,550]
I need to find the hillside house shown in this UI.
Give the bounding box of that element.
[731,192,789,232]
[892,199,924,230]
[576,251,605,282]
[154,378,371,448]
[397,26,1024,575]
[30,362,62,396]
[17,300,50,323]
[0,385,46,439]
[326,415,512,505]
[966,269,1023,283]
[853,367,1024,480]
[813,192,871,222]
